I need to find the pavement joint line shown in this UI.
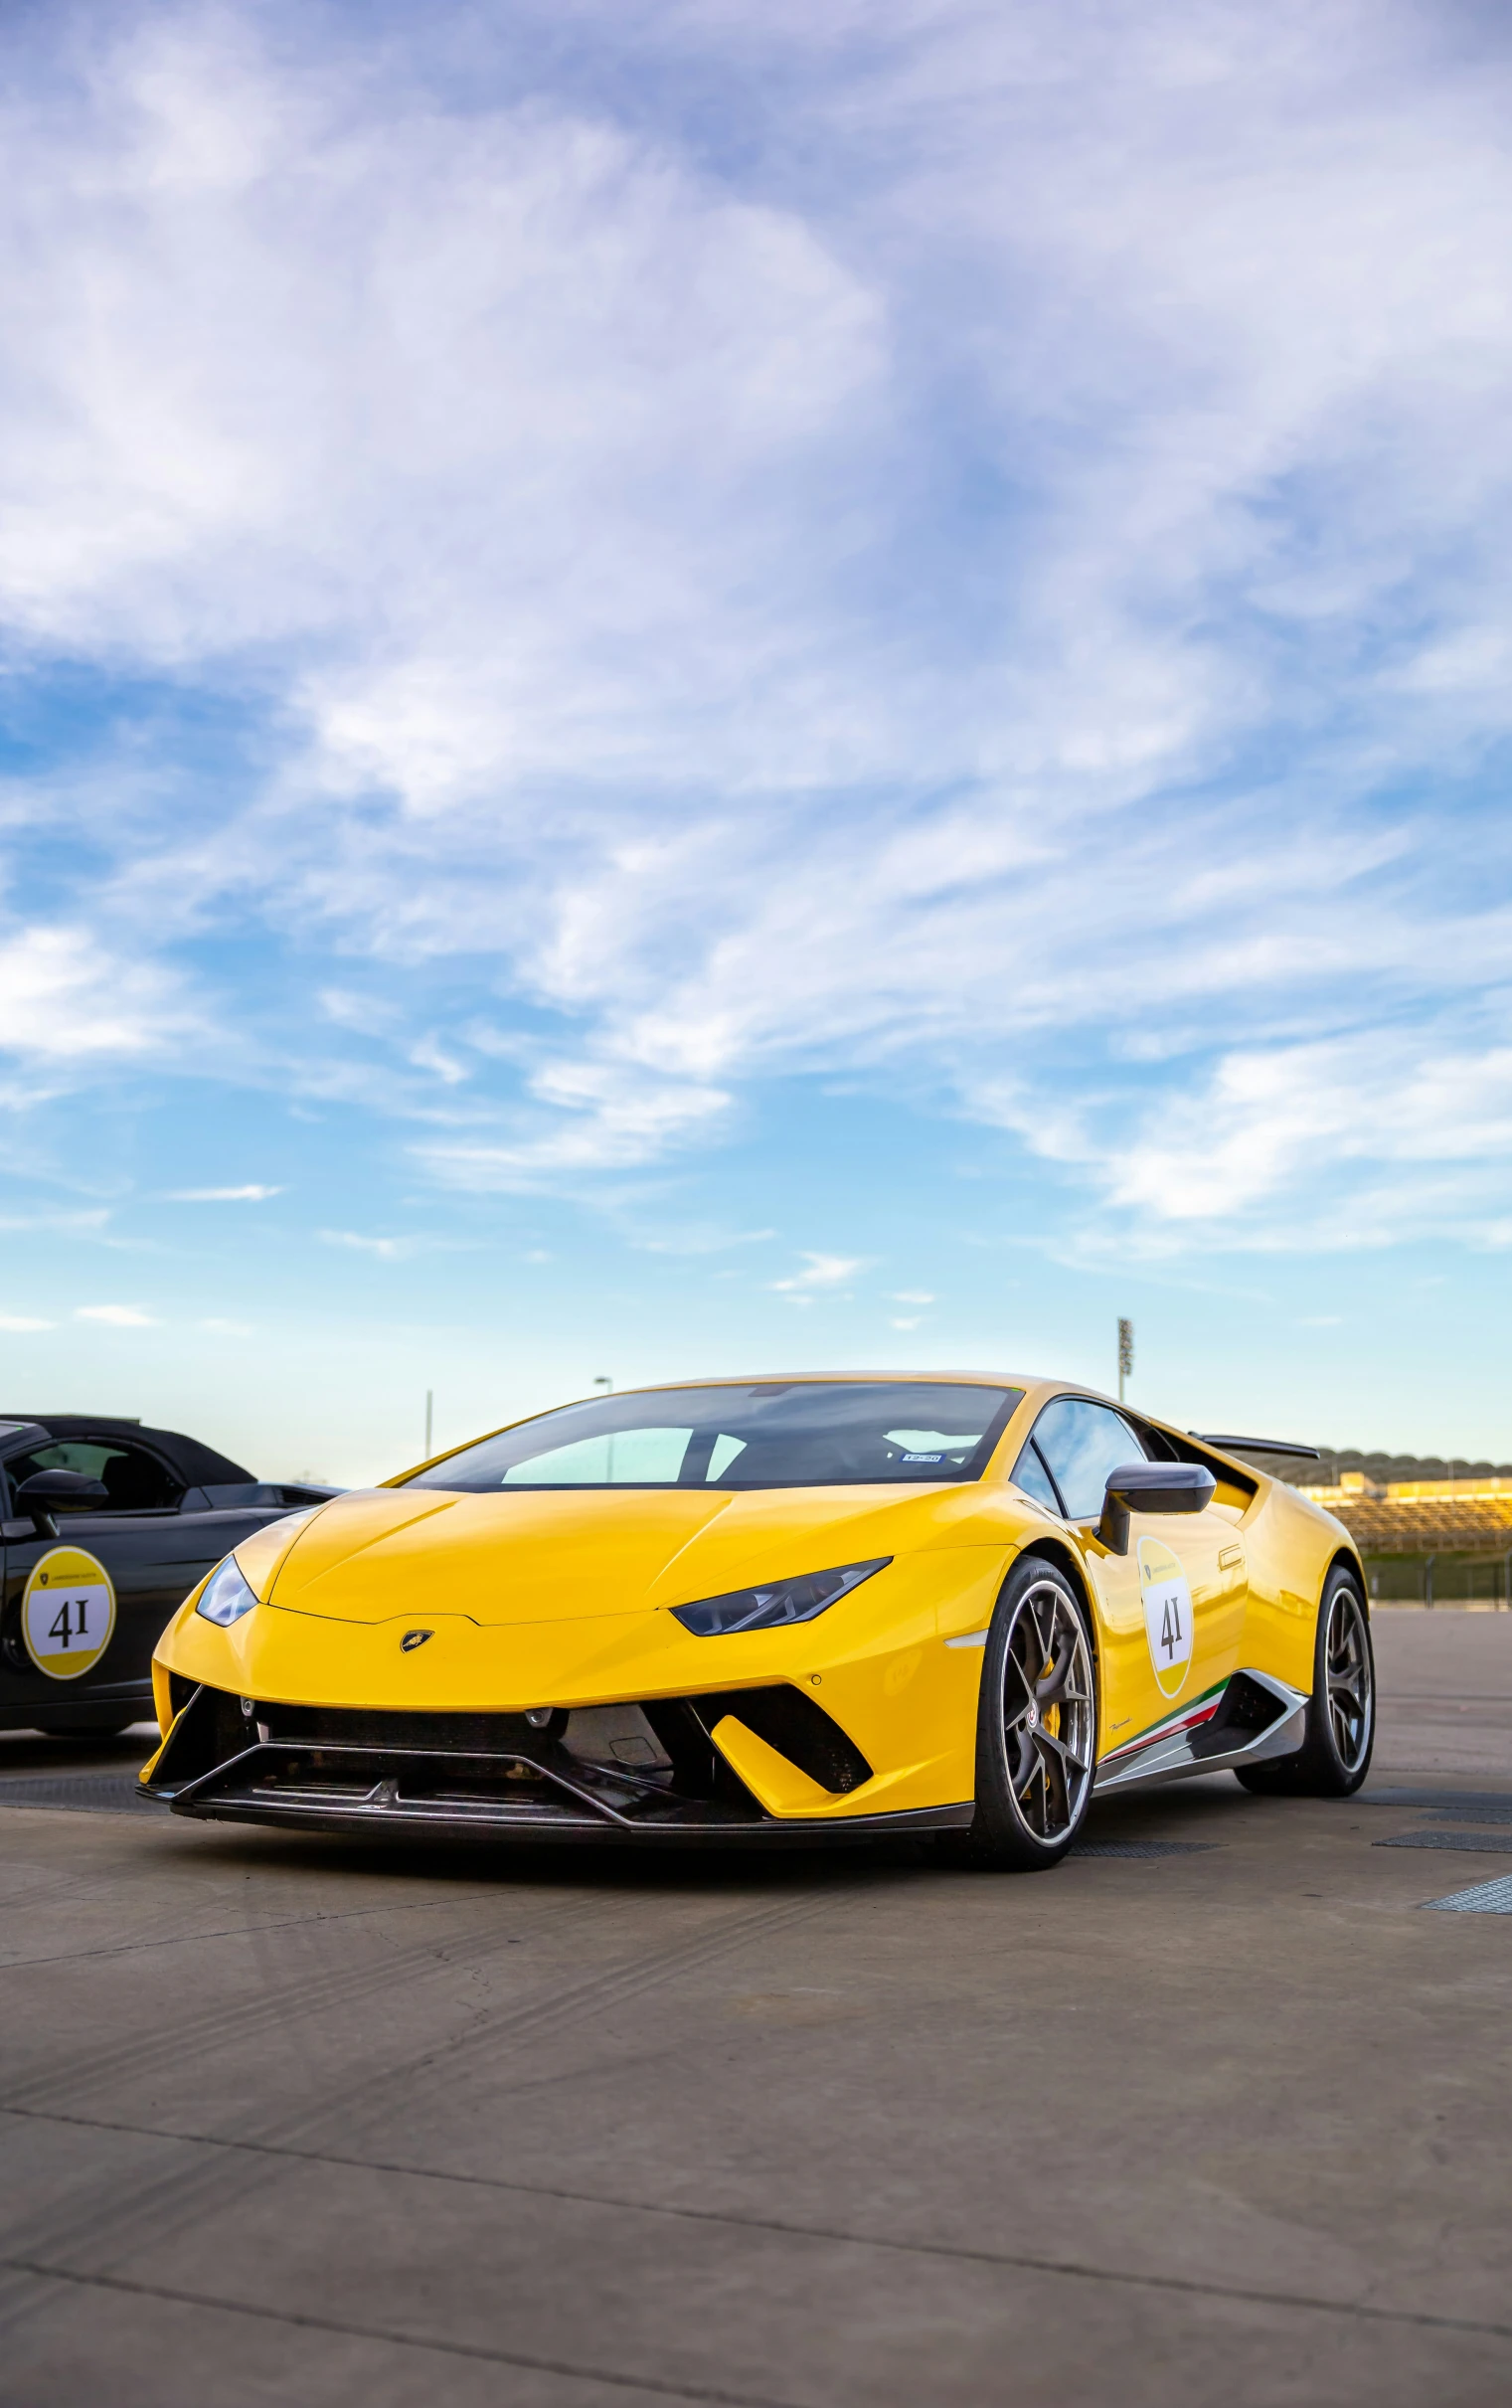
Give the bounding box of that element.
[0,1894,525,1972]
[0,1893,840,2278]
[5,2104,1512,2347]
[0,2257,798,2408]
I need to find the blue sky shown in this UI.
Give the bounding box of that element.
[3,0,1511,1482]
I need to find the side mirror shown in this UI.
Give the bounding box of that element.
[1097,1461,1216,1555]
[14,1468,110,1539]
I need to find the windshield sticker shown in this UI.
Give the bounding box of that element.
[22,1546,117,1681]
[1137,1536,1193,1699]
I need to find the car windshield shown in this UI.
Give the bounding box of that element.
[404,1381,1023,1491]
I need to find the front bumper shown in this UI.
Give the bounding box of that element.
[141,1680,974,1847]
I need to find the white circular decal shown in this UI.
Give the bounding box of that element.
[1138,1536,1193,1699]
[22,1546,117,1681]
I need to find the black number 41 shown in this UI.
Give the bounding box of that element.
[47,1595,88,1647]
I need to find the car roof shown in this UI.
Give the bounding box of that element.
[0,1414,256,1487]
[586,1370,1049,1392]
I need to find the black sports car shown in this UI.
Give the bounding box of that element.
[0,1414,337,1737]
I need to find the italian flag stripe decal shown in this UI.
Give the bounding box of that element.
[1100,1678,1230,1768]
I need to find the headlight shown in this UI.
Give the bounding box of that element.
[670,1558,890,1637]
[196,1556,258,1628]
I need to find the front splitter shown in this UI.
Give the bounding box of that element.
[145,1784,975,1849]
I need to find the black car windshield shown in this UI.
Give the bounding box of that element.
[404,1381,1023,1491]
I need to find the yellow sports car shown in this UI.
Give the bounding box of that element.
[139,1374,1374,1869]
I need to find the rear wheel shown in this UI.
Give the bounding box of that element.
[944,1556,1097,1870]
[1236,1564,1374,1798]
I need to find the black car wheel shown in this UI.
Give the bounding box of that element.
[1236,1563,1374,1799]
[943,1555,1097,1871]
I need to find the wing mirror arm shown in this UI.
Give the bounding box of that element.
[12,1469,110,1541]
[1097,1462,1218,1556]
[1097,1489,1131,1555]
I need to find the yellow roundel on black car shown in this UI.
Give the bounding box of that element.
[22,1546,117,1680]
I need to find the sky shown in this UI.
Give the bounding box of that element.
[2,0,1511,1484]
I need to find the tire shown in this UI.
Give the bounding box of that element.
[1235,1563,1374,1799]
[942,1555,1098,1870]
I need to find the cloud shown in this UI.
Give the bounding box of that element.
[892,1291,935,1305]
[770,1252,865,1302]
[319,1230,413,1261]
[418,1063,731,1188]
[989,1032,1512,1252]
[75,1303,155,1326]
[167,1184,283,1201]
[0,925,192,1072]
[199,1316,253,1334]
[2,4,1512,1256]
[0,1314,53,1331]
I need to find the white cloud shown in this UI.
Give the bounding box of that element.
[0,925,191,1069]
[892,1290,935,1305]
[319,1230,412,1261]
[770,1253,865,1300]
[408,1039,468,1087]
[993,1033,1512,1252]
[418,1063,730,1187]
[199,1316,253,1335]
[75,1303,156,1326]
[0,1314,53,1331]
[167,1184,282,1201]
[2,5,1512,1255]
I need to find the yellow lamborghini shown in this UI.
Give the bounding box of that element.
[139,1374,1374,1870]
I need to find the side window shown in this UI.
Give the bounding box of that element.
[1027,1398,1146,1522]
[6,1439,181,1512]
[1011,1442,1064,1514]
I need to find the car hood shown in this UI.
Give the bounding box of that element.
[252,1481,983,1627]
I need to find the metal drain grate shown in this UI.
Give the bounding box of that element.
[1070,1839,1216,1858]
[1374,1829,1512,1855]
[0,1774,154,1813]
[1364,1788,1512,1816]
[1425,1875,1512,1914]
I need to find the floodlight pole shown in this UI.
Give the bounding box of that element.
[424,1389,433,1457]
[1117,1318,1134,1407]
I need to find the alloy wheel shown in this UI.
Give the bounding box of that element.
[998,1579,1095,1842]
[1325,1586,1373,1774]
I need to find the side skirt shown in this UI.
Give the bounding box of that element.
[1093,1668,1308,1796]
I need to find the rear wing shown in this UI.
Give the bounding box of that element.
[1190,1435,1321,1461]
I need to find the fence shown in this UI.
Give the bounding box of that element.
[1363,1550,1512,1607]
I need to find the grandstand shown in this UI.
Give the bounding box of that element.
[1219,1446,1512,1605]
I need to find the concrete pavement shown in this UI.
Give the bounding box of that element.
[0,1605,1508,2407]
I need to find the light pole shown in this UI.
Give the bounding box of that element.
[1117,1319,1133,1407]
[594,1376,614,1481]
[424,1389,433,1457]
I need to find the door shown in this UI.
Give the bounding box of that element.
[1014,1396,1247,1763]
[0,1431,267,1724]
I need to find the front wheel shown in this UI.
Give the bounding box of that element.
[1236,1564,1374,1798]
[945,1555,1098,1871]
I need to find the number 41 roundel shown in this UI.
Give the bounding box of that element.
[22,1547,117,1681]
[1137,1535,1194,1700]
